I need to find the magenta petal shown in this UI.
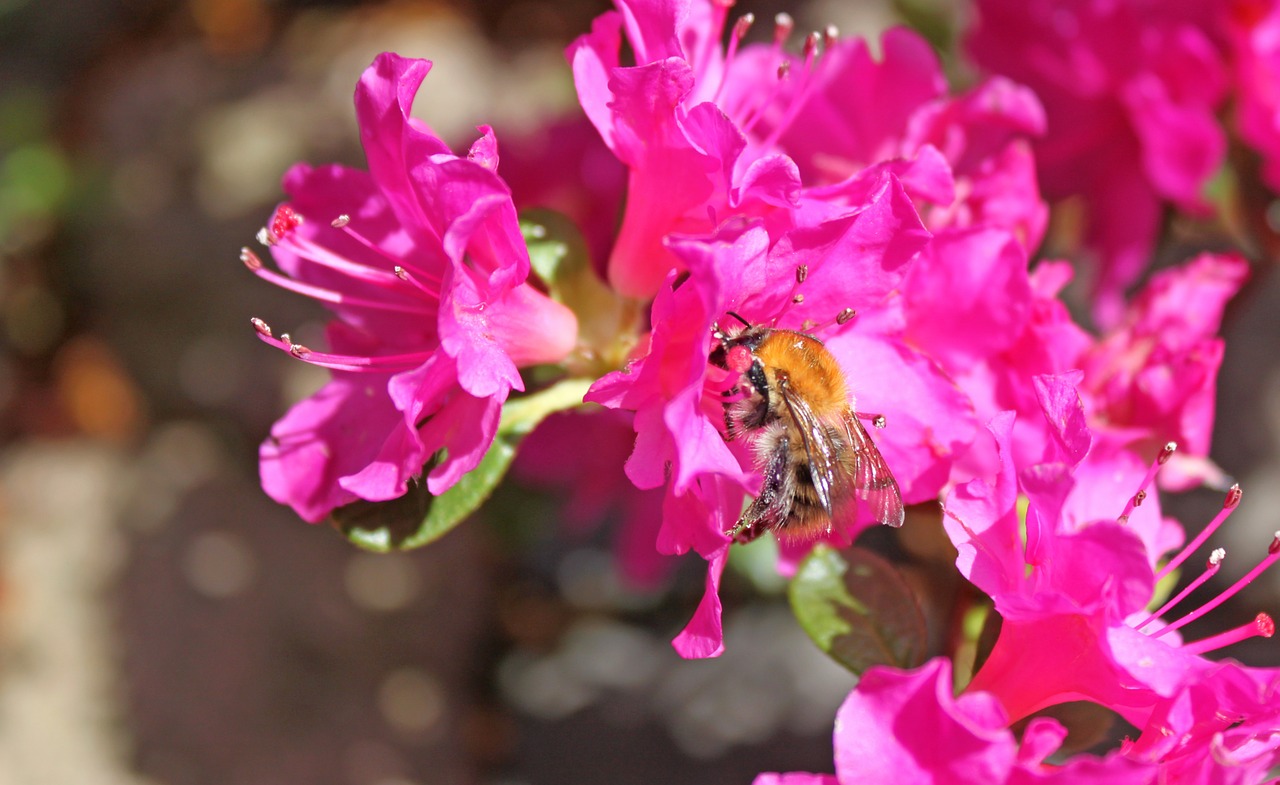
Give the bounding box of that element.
[260,375,404,522]
[967,615,1151,723]
[752,775,838,785]
[773,175,930,319]
[1017,718,1068,767]
[943,411,1022,599]
[439,264,523,400]
[834,658,1016,784]
[615,0,684,64]
[354,53,450,230]
[421,391,503,494]
[1123,73,1225,210]
[733,153,802,208]
[824,332,977,504]
[903,226,1032,369]
[568,10,624,151]
[467,124,500,171]
[1031,372,1090,467]
[671,545,729,659]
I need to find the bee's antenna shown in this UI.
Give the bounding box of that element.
[725,311,752,328]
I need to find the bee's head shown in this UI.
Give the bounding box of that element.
[709,312,764,371]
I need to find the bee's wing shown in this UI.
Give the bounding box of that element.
[776,381,842,516]
[836,411,905,528]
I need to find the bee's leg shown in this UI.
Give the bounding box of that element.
[729,432,793,543]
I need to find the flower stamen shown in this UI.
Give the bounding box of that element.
[1136,549,1224,631]
[1118,441,1176,524]
[1156,483,1242,581]
[1180,612,1275,656]
[1153,531,1280,639]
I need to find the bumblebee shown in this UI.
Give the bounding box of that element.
[712,314,904,543]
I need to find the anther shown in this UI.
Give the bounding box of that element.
[792,293,805,304]
[256,227,272,246]
[269,205,303,242]
[1156,483,1246,581]
[289,343,311,359]
[1137,549,1225,631]
[836,308,856,325]
[1180,612,1274,656]
[823,24,839,50]
[279,333,291,345]
[240,247,264,271]
[1158,442,1177,464]
[774,12,794,44]
[733,12,754,38]
[394,266,409,280]
[872,415,887,429]
[777,61,791,80]
[796,265,808,284]
[1133,489,1147,508]
[331,214,351,229]
[250,317,272,337]
[1155,528,1280,639]
[803,31,820,59]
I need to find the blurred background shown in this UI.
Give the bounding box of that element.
[0,1,1277,784]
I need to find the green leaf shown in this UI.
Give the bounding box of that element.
[789,544,927,675]
[332,378,594,552]
[521,209,588,290]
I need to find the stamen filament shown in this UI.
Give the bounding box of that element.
[1155,532,1280,639]
[713,12,754,102]
[248,266,435,316]
[253,330,432,373]
[1156,484,1242,582]
[1136,549,1224,631]
[756,32,826,153]
[280,231,407,288]
[1119,442,1176,524]
[332,222,444,292]
[1180,613,1275,656]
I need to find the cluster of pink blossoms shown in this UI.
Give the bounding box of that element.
[246,0,1280,780]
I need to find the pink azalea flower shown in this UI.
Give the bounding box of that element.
[249,53,577,522]
[587,181,975,656]
[569,0,808,298]
[943,374,1277,731]
[966,0,1229,322]
[946,252,1246,490]
[753,26,1048,250]
[1079,252,1250,489]
[1124,660,1280,782]
[755,657,1157,785]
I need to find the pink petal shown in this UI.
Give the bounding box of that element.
[260,374,404,522]
[671,545,729,659]
[834,658,1016,784]
[823,332,977,505]
[903,226,1033,370]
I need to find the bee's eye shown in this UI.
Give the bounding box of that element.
[725,345,753,374]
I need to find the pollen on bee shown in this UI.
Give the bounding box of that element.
[726,345,753,373]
